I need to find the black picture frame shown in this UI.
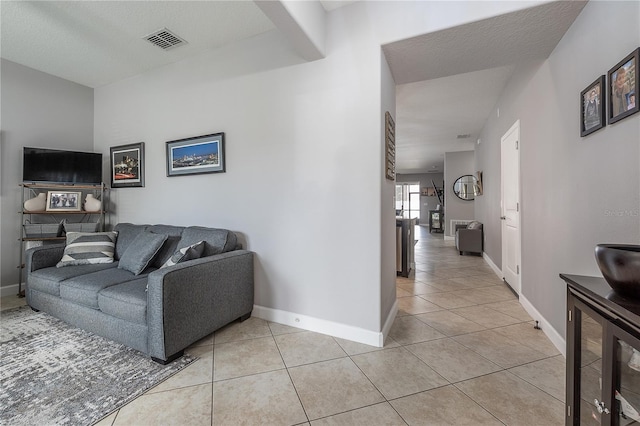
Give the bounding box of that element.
[166,132,225,177]
[608,47,639,124]
[110,142,145,188]
[580,76,606,137]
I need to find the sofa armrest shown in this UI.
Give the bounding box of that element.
[25,244,65,272]
[146,250,254,361]
[456,228,483,253]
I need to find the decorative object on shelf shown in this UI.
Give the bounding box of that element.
[608,47,639,124]
[166,132,225,177]
[84,194,102,212]
[581,75,606,136]
[23,220,63,238]
[23,193,46,212]
[385,111,396,181]
[63,221,99,233]
[452,175,479,201]
[110,142,145,188]
[595,244,640,298]
[45,191,82,212]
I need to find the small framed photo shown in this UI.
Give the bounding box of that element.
[580,76,606,137]
[110,142,145,188]
[608,48,639,124]
[46,191,81,212]
[166,132,225,177]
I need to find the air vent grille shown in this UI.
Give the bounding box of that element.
[456,134,471,139]
[144,28,187,50]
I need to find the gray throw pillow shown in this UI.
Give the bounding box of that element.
[118,231,168,275]
[57,231,118,268]
[161,241,205,269]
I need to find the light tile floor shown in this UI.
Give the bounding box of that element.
[1,226,566,425]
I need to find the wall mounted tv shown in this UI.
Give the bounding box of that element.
[23,147,103,185]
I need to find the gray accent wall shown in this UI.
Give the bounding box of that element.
[0,59,94,294]
[444,151,475,237]
[475,1,640,337]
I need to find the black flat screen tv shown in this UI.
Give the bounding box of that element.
[23,147,103,184]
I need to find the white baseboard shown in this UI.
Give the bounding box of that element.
[381,299,398,345]
[1,284,20,298]
[253,304,385,347]
[483,253,502,279]
[444,235,454,241]
[519,294,566,357]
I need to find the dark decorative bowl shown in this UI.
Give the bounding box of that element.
[595,244,640,299]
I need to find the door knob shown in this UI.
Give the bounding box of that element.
[500,216,506,220]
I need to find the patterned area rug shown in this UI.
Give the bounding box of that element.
[0,306,196,425]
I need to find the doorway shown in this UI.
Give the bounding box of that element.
[395,183,420,220]
[501,120,521,295]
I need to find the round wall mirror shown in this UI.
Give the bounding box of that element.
[453,175,478,201]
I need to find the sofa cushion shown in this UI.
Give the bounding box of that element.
[28,263,118,297]
[467,221,483,230]
[56,231,118,267]
[161,241,205,269]
[113,223,149,260]
[60,267,155,309]
[118,231,168,275]
[179,227,237,257]
[147,225,185,268]
[98,279,148,325]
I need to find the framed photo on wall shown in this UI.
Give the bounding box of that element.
[608,47,639,124]
[580,75,606,137]
[166,132,225,177]
[46,191,81,212]
[110,142,145,188]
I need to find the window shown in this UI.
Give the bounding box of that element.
[395,183,420,219]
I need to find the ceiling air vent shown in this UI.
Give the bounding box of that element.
[456,134,471,139]
[144,28,187,50]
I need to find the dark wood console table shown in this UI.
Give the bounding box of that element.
[561,273,640,425]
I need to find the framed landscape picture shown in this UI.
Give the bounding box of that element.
[46,191,81,212]
[608,47,639,124]
[580,75,605,137]
[166,132,225,177]
[110,142,145,188]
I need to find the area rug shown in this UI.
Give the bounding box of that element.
[0,306,196,425]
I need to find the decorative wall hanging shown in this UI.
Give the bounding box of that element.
[110,142,145,188]
[608,48,639,124]
[385,111,395,181]
[166,132,225,177]
[580,75,606,136]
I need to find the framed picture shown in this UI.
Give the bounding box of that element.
[110,142,145,188]
[46,191,81,212]
[608,48,639,124]
[580,76,606,136]
[166,132,225,177]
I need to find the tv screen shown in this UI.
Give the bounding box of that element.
[23,147,103,184]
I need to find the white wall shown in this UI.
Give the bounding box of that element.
[380,51,396,335]
[0,59,94,295]
[91,1,557,343]
[444,150,475,236]
[475,0,640,339]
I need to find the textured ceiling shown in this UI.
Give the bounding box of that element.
[1,0,585,175]
[395,66,515,174]
[386,0,587,174]
[0,1,275,87]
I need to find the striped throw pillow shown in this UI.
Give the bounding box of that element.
[160,241,205,269]
[56,231,118,268]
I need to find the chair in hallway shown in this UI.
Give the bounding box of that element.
[455,221,483,255]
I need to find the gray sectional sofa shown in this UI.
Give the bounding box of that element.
[25,223,254,364]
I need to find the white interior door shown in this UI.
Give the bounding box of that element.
[501,120,521,295]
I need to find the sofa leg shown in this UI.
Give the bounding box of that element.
[151,350,184,365]
[239,312,252,322]
[459,251,463,255]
